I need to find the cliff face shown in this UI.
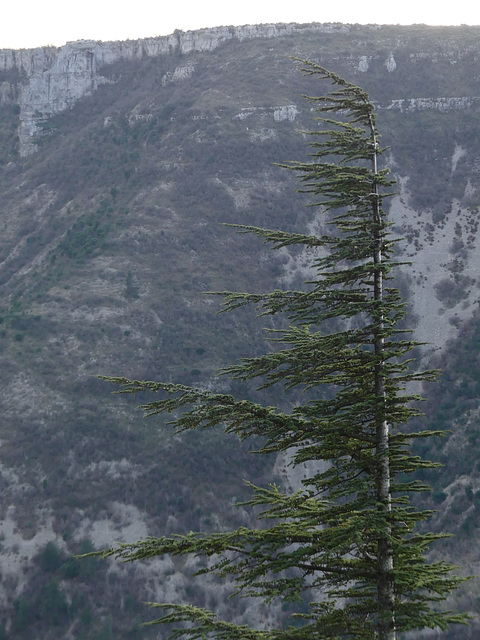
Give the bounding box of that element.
[0,23,347,155]
[2,21,480,155]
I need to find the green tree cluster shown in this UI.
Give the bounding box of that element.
[99,62,467,640]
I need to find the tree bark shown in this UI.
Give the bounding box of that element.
[370,115,396,640]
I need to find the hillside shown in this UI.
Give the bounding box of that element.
[0,22,480,638]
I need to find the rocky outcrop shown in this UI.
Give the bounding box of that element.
[382,96,480,112]
[0,23,348,156]
[2,22,480,155]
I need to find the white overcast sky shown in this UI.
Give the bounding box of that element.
[1,0,480,50]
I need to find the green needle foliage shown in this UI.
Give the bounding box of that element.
[99,62,467,639]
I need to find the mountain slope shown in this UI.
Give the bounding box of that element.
[0,23,480,638]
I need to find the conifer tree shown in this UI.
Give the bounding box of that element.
[99,62,467,640]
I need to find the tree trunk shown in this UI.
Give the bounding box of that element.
[370,118,396,640]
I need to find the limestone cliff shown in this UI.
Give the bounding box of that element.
[0,23,347,155]
[2,22,480,156]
